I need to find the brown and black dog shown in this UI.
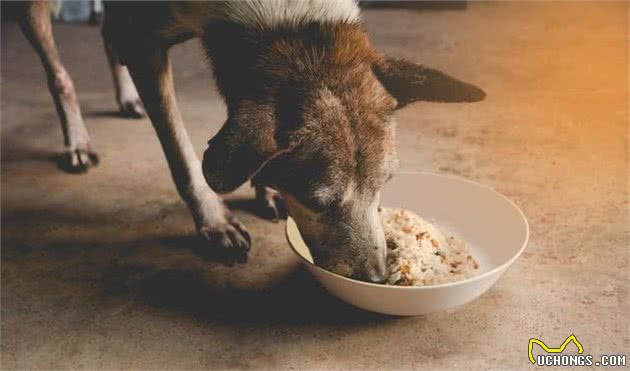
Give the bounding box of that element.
[14,1,484,282]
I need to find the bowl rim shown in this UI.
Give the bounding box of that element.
[284,171,530,290]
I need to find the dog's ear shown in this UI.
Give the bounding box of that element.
[202,101,291,194]
[373,57,486,108]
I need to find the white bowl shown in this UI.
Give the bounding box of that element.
[285,172,529,316]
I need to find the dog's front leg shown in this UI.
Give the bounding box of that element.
[253,183,287,222]
[125,47,250,265]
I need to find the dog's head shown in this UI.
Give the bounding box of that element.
[202,23,484,282]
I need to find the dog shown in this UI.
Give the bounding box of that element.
[14,0,484,283]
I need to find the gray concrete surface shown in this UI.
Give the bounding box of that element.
[1,2,628,369]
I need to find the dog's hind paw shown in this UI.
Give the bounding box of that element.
[196,216,251,266]
[255,185,287,222]
[118,97,145,119]
[59,145,99,173]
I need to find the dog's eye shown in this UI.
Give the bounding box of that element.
[305,197,330,213]
[305,185,336,213]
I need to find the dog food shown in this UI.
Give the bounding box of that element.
[380,207,479,286]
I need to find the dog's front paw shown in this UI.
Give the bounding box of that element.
[60,143,99,173]
[196,216,251,266]
[255,185,287,222]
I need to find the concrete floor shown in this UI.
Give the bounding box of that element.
[1,2,628,369]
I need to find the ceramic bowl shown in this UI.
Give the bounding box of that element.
[285,172,529,316]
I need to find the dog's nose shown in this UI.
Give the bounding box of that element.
[366,270,387,284]
[351,263,386,284]
[365,260,387,284]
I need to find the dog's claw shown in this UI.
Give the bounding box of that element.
[61,145,99,173]
[196,216,251,265]
[255,185,287,222]
[119,98,145,118]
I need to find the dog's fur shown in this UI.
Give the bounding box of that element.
[16,0,484,282]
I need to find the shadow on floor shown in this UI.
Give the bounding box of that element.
[98,235,395,327]
[84,109,146,120]
[83,109,125,118]
[2,230,394,327]
[0,144,90,173]
[105,261,389,326]
[0,145,59,164]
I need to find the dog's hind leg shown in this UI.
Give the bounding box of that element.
[124,46,251,265]
[103,41,145,118]
[18,1,98,172]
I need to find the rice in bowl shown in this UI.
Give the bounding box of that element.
[380,207,479,286]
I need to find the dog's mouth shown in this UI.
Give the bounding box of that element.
[307,242,388,283]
